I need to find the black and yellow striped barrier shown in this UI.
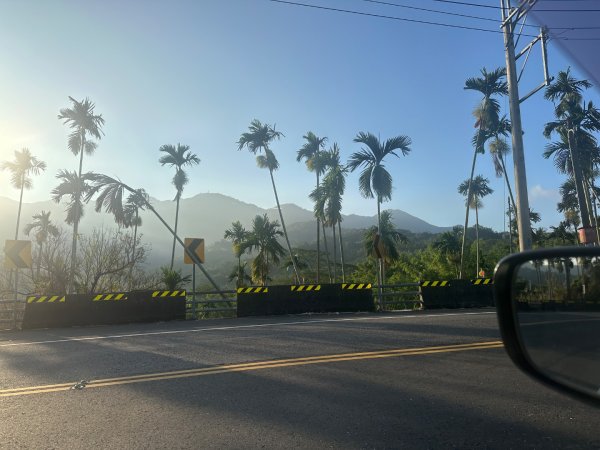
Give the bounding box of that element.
[341,283,372,290]
[471,278,493,285]
[93,293,128,301]
[152,290,186,298]
[290,285,321,292]
[237,287,268,294]
[26,295,65,304]
[420,281,450,287]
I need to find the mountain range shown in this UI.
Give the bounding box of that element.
[0,193,453,266]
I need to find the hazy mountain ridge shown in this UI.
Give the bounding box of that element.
[0,193,453,267]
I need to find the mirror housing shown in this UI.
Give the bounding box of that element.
[495,246,600,405]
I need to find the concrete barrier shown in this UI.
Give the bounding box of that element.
[237,284,374,317]
[419,280,494,309]
[21,291,186,329]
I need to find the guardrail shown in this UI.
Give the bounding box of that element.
[186,283,423,318]
[0,298,24,330]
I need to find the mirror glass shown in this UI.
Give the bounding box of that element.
[514,256,600,399]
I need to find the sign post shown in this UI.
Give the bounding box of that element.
[5,240,33,328]
[184,238,204,318]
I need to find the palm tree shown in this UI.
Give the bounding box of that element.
[310,144,347,282]
[1,148,46,239]
[237,119,299,283]
[158,143,200,269]
[160,266,191,290]
[364,210,407,279]
[122,190,147,289]
[297,131,327,282]
[86,174,225,297]
[544,69,600,234]
[433,227,462,278]
[224,221,251,288]
[240,214,286,286]
[23,211,59,279]
[458,175,493,277]
[58,96,104,292]
[460,67,507,278]
[348,131,411,291]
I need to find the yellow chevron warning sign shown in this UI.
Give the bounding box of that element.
[26,295,65,304]
[471,278,493,285]
[341,283,372,290]
[291,285,321,292]
[4,240,32,269]
[237,287,268,294]
[420,281,450,287]
[152,290,186,298]
[93,293,128,301]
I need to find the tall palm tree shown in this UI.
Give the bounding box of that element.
[1,148,46,239]
[51,170,95,291]
[240,214,285,286]
[348,131,411,290]
[297,131,327,282]
[310,144,347,282]
[58,96,104,292]
[544,69,600,233]
[238,119,299,283]
[23,211,59,279]
[460,67,507,278]
[122,190,147,290]
[458,175,493,277]
[158,143,200,268]
[224,221,251,288]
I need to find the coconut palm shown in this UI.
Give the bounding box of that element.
[58,97,104,293]
[158,143,200,269]
[240,214,285,286]
[23,211,59,279]
[297,131,328,282]
[1,148,46,239]
[458,175,493,277]
[460,67,507,278]
[348,131,411,289]
[224,221,251,288]
[544,69,600,233]
[237,119,299,282]
[122,190,147,289]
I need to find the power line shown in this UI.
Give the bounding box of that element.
[358,0,600,30]
[269,0,600,39]
[268,0,536,35]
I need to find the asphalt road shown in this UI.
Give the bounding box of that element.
[1,309,600,449]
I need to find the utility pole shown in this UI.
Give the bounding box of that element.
[500,0,551,251]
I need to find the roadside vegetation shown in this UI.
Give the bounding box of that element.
[1,67,599,295]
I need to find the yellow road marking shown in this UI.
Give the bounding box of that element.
[0,341,503,397]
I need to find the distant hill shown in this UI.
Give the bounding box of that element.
[0,193,453,270]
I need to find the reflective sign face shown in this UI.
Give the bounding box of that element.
[184,238,205,264]
[4,240,32,269]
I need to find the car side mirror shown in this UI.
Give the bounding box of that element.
[494,246,600,405]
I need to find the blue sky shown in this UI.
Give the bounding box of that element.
[0,0,597,232]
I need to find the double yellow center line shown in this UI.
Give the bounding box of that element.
[0,341,502,398]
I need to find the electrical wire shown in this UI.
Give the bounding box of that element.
[269,0,600,39]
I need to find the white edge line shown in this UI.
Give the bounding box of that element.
[0,311,496,348]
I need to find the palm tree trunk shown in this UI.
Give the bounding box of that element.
[69,139,86,293]
[376,198,383,309]
[338,222,346,282]
[170,196,180,269]
[129,210,138,290]
[321,222,332,281]
[475,203,480,278]
[36,240,43,280]
[499,155,517,220]
[268,169,299,283]
[332,224,337,283]
[316,172,320,283]
[459,140,479,279]
[567,128,591,229]
[15,180,24,240]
